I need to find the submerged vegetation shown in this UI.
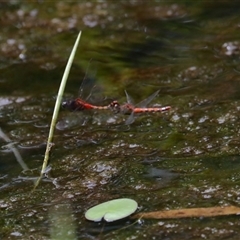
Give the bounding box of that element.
[1,1,240,239]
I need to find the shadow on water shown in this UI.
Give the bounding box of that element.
[1,1,240,239]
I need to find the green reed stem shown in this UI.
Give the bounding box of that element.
[34,31,82,188]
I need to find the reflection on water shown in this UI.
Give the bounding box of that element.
[1,1,240,239]
[0,97,27,107]
[144,167,179,186]
[56,112,90,130]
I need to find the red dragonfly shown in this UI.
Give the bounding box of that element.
[58,75,112,129]
[109,90,171,124]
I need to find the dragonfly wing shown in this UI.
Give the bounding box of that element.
[79,76,105,103]
[125,111,135,125]
[78,60,96,100]
[136,90,160,108]
[125,90,135,105]
[78,59,94,97]
[82,76,97,101]
[86,84,97,101]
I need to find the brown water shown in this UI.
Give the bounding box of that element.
[1,1,240,239]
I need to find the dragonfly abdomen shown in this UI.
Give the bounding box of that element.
[133,106,171,113]
[91,105,109,110]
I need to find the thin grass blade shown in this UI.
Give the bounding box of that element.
[34,31,82,189]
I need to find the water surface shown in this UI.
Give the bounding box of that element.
[1,1,240,239]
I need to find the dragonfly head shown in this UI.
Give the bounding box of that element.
[62,100,73,110]
[108,100,121,113]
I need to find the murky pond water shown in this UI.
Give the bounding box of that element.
[1,1,240,239]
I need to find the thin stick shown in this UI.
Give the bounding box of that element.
[131,205,240,220]
[0,128,29,171]
[34,31,82,188]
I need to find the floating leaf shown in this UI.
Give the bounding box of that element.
[85,198,138,222]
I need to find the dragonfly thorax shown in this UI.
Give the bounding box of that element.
[120,103,134,114]
[62,99,86,111]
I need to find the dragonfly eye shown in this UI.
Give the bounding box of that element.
[62,100,71,109]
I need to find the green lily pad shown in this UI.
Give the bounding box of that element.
[85,198,138,222]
